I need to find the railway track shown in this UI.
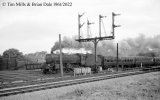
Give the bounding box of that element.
[0,69,140,89]
[0,67,160,97]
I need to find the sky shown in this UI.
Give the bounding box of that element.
[0,0,160,54]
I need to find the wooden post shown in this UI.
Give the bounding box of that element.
[94,40,98,73]
[117,43,119,71]
[59,34,63,77]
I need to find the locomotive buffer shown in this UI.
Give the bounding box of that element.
[76,12,120,73]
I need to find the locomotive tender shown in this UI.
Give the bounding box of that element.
[42,53,160,74]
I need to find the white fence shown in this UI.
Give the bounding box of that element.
[74,67,91,76]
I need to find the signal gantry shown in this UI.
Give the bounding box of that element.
[76,12,120,73]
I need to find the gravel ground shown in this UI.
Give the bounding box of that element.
[1,72,160,100]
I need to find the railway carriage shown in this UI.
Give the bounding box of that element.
[118,57,135,69]
[134,56,154,67]
[102,56,135,70]
[99,56,155,70]
[102,56,117,68]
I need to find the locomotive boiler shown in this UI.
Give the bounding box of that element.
[43,53,102,74]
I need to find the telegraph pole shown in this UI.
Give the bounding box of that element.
[117,43,119,71]
[59,34,63,77]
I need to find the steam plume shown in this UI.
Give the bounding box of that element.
[51,34,160,57]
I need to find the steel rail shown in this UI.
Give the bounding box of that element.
[0,68,159,97]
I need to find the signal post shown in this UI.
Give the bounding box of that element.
[76,12,120,73]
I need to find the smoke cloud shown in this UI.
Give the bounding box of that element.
[119,34,160,57]
[51,36,93,53]
[51,34,160,57]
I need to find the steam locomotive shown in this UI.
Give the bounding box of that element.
[42,53,160,74]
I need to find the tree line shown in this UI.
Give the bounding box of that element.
[0,48,47,70]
